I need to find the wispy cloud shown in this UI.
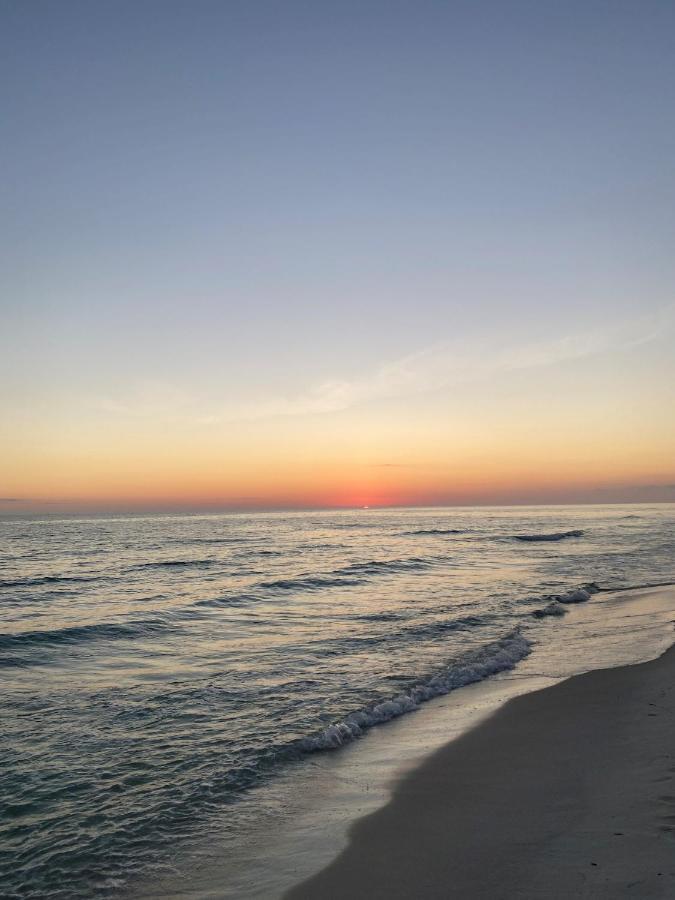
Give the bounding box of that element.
[86,306,673,425]
[239,307,673,420]
[91,381,193,418]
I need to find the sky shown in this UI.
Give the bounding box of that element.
[2,0,675,513]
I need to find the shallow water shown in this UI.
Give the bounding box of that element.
[1,505,674,898]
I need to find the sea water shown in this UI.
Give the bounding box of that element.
[1,505,674,898]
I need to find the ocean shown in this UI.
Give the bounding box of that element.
[1,504,674,898]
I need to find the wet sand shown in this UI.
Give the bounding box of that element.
[287,627,675,898]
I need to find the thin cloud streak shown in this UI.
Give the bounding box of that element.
[240,308,673,420]
[86,307,672,425]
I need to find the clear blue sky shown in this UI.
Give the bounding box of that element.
[2,1,674,510]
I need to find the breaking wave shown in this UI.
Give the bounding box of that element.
[558,584,599,603]
[532,600,567,619]
[299,629,531,751]
[524,581,602,619]
[530,583,599,617]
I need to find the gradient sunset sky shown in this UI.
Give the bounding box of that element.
[2,0,675,513]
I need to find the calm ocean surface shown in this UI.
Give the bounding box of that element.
[1,505,674,898]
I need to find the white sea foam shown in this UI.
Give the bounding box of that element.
[301,629,531,751]
[532,600,568,618]
[529,583,599,617]
[559,583,600,603]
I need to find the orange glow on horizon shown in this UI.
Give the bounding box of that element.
[3,379,675,513]
[4,461,675,514]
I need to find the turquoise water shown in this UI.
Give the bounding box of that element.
[1,505,674,897]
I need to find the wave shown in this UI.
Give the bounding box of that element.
[400,614,487,640]
[559,585,597,603]
[296,542,345,551]
[357,612,404,622]
[314,614,490,656]
[0,618,167,652]
[530,583,599,617]
[336,556,433,576]
[309,521,382,530]
[177,537,248,545]
[187,554,443,609]
[404,528,465,536]
[596,580,675,594]
[136,559,219,569]
[0,574,104,589]
[532,600,567,619]
[238,557,435,597]
[195,593,260,609]
[511,529,585,543]
[299,629,531,751]
[257,574,364,592]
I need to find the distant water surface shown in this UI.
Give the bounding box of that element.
[1,505,674,898]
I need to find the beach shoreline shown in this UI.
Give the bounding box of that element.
[287,597,675,899]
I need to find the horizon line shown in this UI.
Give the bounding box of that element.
[2,498,674,520]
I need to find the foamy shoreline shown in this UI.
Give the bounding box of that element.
[130,584,675,899]
[288,585,675,898]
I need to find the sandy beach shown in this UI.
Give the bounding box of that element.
[288,594,675,899]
